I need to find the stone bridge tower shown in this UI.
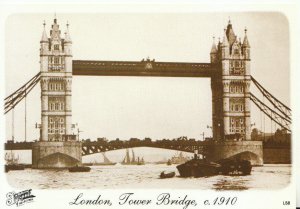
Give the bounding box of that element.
[32,18,81,168]
[40,18,73,142]
[211,20,251,141]
[209,21,262,165]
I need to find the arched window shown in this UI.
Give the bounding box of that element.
[54,57,59,64]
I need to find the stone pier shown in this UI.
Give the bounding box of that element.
[206,141,263,166]
[32,141,82,169]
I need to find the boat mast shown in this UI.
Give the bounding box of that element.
[126,149,130,164]
[131,149,135,163]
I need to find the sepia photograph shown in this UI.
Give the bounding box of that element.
[0,3,298,209]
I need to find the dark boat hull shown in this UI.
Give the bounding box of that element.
[160,171,175,178]
[177,160,220,177]
[68,166,91,172]
[176,158,252,177]
[5,164,25,172]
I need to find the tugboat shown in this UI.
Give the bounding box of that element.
[69,165,91,172]
[177,157,221,177]
[176,151,252,177]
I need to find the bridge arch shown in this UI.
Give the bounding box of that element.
[37,152,81,168]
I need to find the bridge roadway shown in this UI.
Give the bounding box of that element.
[72,60,218,77]
[5,140,212,156]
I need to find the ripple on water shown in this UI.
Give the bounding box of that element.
[5,164,291,190]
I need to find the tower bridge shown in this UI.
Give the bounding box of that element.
[4,18,291,168]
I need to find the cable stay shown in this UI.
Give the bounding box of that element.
[250,93,291,132]
[251,76,291,120]
[4,72,41,114]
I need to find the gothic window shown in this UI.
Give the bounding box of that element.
[235,61,239,67]
[229,82,244,94]
[48,116,65,137]
[230,98,244,112]
[48,97,65,111]
[230,60,244,75]
[54,44,59,50]
[234,49,239,55]
[230,117,245,134]
[48,81,65,91]
[54,57,59,64]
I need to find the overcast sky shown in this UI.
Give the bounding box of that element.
[5,13,290,141]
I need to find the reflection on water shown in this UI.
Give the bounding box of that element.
[213,178,250,191]
[6,164,290,190]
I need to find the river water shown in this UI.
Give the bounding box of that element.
[6,164,290,190]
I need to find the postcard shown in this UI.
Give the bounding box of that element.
[0,2,298,209]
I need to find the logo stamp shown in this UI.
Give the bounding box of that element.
[6,189,35,207]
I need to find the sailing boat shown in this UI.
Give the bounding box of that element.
[122,149,145,165]
[98,152,116,165]
[5,152,25,172]
[83,152,116,166]
[122,149,131,164]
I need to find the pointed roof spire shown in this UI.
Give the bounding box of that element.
[210,36,217,54]
[243,27,250,47]
[40,20,48,43]
[222,28,229,47]
[50,17,61,40]
[64,21,72,43]
[226,19,236,46]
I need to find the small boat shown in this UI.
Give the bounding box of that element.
[69,165,91,172]
[160,171,175,179]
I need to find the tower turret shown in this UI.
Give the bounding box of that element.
[40,21,49,56]
[226,20,236,46]
[221,29,230,59]
[242,28,250,60]
[210,37,218,63]
[64,22,72,57]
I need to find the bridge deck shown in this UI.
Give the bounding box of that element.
[72,60,215,77]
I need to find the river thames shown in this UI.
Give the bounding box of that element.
[6,164,290,190]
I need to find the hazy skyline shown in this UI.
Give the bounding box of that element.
[5,13,290,141]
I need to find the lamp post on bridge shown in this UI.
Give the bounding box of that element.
[77,128,83,141]
[207,125,212,140]
[200,132,205,141]
[35,123,41,141]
